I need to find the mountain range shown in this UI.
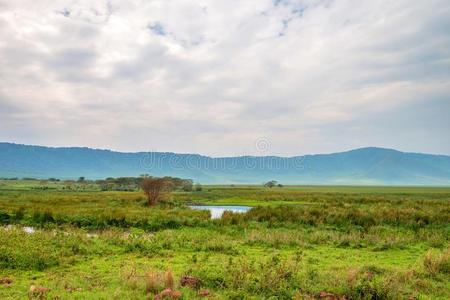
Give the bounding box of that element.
[1,142,450,185]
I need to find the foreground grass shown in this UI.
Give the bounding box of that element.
[0,183,449,299]
[1,226,449,299]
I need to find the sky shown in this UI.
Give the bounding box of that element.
[0,0,449,157]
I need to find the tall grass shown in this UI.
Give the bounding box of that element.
[0,184,449,299]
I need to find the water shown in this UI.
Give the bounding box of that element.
[189,205,251,219]
[3,225,35,233]
[23,226,35,233]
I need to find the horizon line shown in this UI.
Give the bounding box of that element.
[2,141,450,159]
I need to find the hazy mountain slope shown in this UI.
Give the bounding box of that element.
[1,143,450,185]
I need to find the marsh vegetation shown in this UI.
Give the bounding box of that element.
[0,179,449,299]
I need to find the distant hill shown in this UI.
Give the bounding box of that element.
[1,142,450,185]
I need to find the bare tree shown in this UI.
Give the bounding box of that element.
[140,177,170,206]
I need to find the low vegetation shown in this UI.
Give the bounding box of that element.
[0,179,449,299]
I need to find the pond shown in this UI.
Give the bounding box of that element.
[3,225,35,233]
[189,205,251,219]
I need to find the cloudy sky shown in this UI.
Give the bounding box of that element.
[0,0,449,156]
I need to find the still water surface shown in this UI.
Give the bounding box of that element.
[189,205,251,219]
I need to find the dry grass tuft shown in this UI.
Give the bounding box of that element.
[423,248,450,276]
[122,264,139,289]
[122,265,177,296]
[165,270,174,290]
[346,268,359,288]
[146,271,159,294]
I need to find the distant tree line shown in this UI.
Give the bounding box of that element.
[0,176,197,192]
[87,176,195,192]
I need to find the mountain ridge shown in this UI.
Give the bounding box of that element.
[3,142,450,158]
[1,142,450,185]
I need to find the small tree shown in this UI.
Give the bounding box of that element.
[140,177,170,206]
[194,183,202,191]
[182,181,193,192]
[264,180,278,188]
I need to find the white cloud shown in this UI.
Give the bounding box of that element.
[0,0,449,156]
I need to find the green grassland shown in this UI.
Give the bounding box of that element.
[0,180,449,299]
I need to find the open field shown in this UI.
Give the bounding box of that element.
[0,180,449,299]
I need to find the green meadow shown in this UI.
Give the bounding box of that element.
[0,180,449,299]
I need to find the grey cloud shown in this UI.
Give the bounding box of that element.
[113,43,169,80]
[44,48,98,82]
[47,48,97,68]
[0,95,24,115]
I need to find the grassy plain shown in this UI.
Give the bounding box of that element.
[0,180,449,299]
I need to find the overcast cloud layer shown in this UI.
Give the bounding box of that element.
[0,0,449,156]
